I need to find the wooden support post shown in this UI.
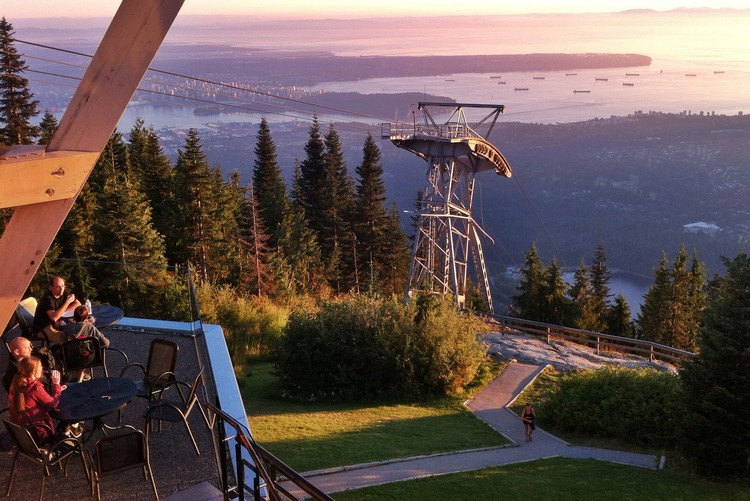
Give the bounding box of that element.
[0,0,184,330]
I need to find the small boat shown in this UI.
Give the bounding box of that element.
[497,81,506,84]
[533,76,545,80]
[714,70,725,74]
[595,78,608,81]
[685,73,696,77]
[514,87,529,91]
[490,75,503,79]
[625,73,640,76]
[573,90,591,93]
[565,73,577,76]
[445,79,456,82]
[623,82,635,86]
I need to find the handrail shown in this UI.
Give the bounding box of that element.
[490,314,696,364]
[205,402,334,501]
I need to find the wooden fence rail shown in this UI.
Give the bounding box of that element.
[490,314,695,364]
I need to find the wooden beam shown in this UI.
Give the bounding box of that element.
[0,146,100,209]
[0,0,183,330]
[49,0,185,153]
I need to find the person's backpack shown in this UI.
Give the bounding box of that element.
[34,345,58,371]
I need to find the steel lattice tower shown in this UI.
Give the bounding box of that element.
[382,102,513,313]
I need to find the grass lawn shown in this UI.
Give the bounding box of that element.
[334,457,750,501]
[240,362,508,472]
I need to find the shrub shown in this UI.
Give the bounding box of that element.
[539,366,683,448]
[273,295,487,401]
[197,283,289,368]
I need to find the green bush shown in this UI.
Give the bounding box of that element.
[539,367,684,448]
[197,283,289,368]
[273,295,487,401]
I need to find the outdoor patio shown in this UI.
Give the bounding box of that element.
[0,320,231,501]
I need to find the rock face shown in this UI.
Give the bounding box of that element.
[481,332,677,373]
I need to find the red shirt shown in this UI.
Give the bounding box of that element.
[9,379,62,443]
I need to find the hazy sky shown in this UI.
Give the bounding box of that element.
[5,1,750,19]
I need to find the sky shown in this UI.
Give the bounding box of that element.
[4,0,750,19]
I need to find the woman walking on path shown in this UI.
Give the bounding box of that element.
[522,402,536,442]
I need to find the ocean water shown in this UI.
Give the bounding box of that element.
[115,10,750,128]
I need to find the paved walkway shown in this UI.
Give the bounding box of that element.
[281,362,660,497]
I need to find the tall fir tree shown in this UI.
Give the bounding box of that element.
[637,253,672,343]
[587,243,611,332]
[681,252,750,479]
[298,116,326,232]
[512,243,546,321]
[172,128,220,283]
[90,131,169,314]
[274,197,324,297]
[542,257,568,324]
[252,117,288,248]
[567,259,595,329]
[0,17,40,145]
[607,293,635,338]
[354,134,390,291]
[320,125,356,293]
[37,110,58,145]
[377,203,410,296]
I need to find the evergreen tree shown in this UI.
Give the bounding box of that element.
[354,134,391,292]
[319,125,356,293]
[567,259,595,329]
[172,128,220,283]
[681,252,750,479]
[274,198,324,297]
[90,131,168,313]
[542,257,568,324]
[298,116,326,231]
[607,293,635,338]
[587,244,611,332]
[252,117,288,248]
[512,243,546,321]
[637,248,705,350]
[637,253,672,343]
[377,203,410,296]
[37,110,58,145]
[0,17,40,145]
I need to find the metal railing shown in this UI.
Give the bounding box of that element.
[490,314,696,364]
[206,402,334,501]
[381,121,479,141]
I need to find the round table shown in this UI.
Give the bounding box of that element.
[54,377,136,441]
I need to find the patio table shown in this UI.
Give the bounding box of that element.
[53,376,136,442]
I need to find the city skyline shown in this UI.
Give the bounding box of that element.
[4,1,750,20]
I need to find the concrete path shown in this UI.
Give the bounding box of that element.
[280,362,660,497]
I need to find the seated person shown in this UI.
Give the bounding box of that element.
[62,305,110,348]
[8,356,65,444]
[33,276,81,345]
[2,337,54,393]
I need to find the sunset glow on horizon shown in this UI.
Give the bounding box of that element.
[4,1,750,20]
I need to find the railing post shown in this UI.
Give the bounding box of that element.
[596,336,600,355]
[546,327,551,344]
[236,441,245,501]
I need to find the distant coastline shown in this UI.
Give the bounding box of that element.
[160,52,652,87]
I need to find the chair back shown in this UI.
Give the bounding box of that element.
[145,339,178,386]
[60,336,104,374]
[184,368,204,408]
[95,428,148,475]
[3,419,43,460]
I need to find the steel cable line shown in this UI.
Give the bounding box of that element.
[15,39,409,129]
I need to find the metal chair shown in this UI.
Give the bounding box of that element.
[88,425,159,501]
[120,338,179,401]
[58,336,105,383]
[143,368,211,456]
[3,419,90,501]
